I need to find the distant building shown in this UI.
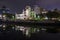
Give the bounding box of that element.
[25,6,31,19]
[34,5,44,19]
[15,13,25,20]
[34,5,44,14]
[0,6,11,20]
[15,6,32,20]
[1,6,10,14]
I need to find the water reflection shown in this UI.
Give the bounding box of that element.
[0,24,60,38]
[0,24,46,37]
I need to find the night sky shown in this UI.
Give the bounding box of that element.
[0,0,60,13]
[36,0,60,10]
[0,0,37,13]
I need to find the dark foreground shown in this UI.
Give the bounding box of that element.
[0,30,60,40]
[0,30,27,40]
[30,32,60,40]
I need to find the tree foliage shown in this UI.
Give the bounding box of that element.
[3,13,14,19]
[46,11,60,18]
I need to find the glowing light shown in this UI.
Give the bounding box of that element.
[0,15,2,19]
[44,17,48,20]
[3,25,5,28]
[3,15,6,17]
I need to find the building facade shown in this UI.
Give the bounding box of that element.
[0,6,11,20]
[15,6,32,20]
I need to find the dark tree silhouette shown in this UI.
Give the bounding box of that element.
[46,10,60,20]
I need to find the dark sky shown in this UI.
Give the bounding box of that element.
[0,0,37,13]
[0,0,60,13]
[36,0,60,10]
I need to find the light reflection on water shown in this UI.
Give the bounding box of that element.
[0,24,59,37]
[0,24,47,37]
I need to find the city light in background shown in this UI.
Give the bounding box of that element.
[0,0,60,40]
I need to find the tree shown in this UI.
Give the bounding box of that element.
[3,13,15,21]
[46,10,60,20]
